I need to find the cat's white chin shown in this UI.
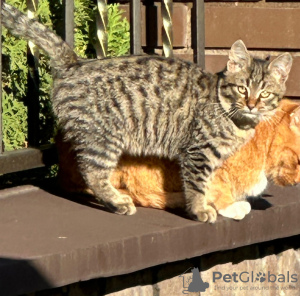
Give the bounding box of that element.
[244,113,258,118]
[243,112,262,122]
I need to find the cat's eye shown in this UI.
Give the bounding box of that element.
[260,90,271,98]
[237,86,247,95]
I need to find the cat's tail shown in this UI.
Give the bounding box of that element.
[1,2,78,68]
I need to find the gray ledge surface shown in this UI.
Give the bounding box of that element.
[0,183,299,296]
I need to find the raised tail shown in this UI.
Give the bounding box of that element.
[1,2,78,68]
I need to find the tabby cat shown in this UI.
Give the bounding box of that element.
[2,2,292,222]
[108,99,300,220]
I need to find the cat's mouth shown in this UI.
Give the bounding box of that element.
[231,110,261,130]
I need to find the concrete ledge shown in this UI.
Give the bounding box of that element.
[0,183,299,295]
[21,236,300,296]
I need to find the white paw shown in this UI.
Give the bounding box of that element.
[218,201,251,220]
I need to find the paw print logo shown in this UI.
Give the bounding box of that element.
[256,272,266,282]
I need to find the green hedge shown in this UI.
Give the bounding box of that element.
[2,0,130,151]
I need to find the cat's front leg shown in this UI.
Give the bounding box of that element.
[180,151,218,223]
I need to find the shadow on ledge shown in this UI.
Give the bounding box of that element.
[0,258,52,296]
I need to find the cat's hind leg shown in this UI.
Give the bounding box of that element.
[85,169,137,215]
[78,146,136,215]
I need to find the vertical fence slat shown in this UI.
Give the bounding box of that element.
[65,0,74,49]
[96,0,108,58]
[130,0,141,55]
[27,0,40,147]
[0,0,3,154]
[144,0,157,54]
[192,0,205,68]
[162,0,173,58]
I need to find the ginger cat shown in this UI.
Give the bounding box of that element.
[57,100,300,221]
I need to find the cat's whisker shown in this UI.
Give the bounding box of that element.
[208,105,228,116]
[210,106,230,120]
[214,109,231,120]
[266,119,276,129]
[263,115,275,130]
[262,112,281,129]
[268,115,282,130]
[228,108,239,119]
[270,116,281,126]
[270,113,281,122]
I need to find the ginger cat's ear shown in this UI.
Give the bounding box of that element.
[290,106,300,134]
[227,40,251,73]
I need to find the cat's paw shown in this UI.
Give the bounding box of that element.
[218,201,251,220]
[192,205,217,223]
[108,194,137,215]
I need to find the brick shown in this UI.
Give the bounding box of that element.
[205,6,300,49]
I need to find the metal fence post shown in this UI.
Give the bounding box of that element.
[162,0,173,58]
[192,0,205,68]
[65,0,74,49]
[95,0,108,58]
[27,0,40,147]
[130,0,141,55]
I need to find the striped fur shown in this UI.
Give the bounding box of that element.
[1,2,77,68]
[2,2,293,222]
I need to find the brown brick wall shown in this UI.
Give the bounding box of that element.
[119,1,300,97]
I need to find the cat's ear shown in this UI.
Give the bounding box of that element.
[268,53,293,84]
[227,40,251,73]
[290,106,300,133]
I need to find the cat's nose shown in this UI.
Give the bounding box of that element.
[247,103,255,111]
